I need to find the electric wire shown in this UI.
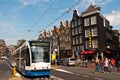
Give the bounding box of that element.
[30,0,82,39]
[23,0,57,39]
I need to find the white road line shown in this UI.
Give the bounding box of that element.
[4,60,13,70]
[75,73,80,75]
[95,77,103,80]
[51,75,64,80]
[55,69,74,74]
[82,75,89,78]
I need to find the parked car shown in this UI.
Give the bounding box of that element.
[62,58,76,66]
[57,59,63,65]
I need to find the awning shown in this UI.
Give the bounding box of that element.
[105,50,111,54]
[80,50,95,55]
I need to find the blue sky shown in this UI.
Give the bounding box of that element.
[0,0,120,45]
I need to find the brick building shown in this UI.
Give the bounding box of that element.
[70,5,119,60]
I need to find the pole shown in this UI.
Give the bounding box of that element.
[13,67,16,77]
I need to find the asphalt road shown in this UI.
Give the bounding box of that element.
[0,60,13,80]
[51,69,92,80]
[1,59,120,80]
[51,66,120,80]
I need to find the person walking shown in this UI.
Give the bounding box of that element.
[95,57,99,73]
[104,58,109,73]
[110,58,115,72]
[116,57,120,72]
[99,59,103,72]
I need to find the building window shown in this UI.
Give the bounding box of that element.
[91,28,98,36]
[91,16,97,25]
[85,29,90,37]
[71,22,74,28]
[85,41,89,49]
[84,18,90,26]
[78,18,81,25]
[73,46,76,51]
[92,40,98,48]
[79,35,82,44]
[72,29,75,35]
[79,26,82,33]
[77,46,80,51]
[73,37,75,45]
[75,27,78,34]
[75,20,77,27]
[76,36,79,44]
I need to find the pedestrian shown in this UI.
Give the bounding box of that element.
[104,58,109,73]
[99,59,103,72]
[110,58,115,72]
[116,57,120,72]
[95,57,99,73]
[84,59,88,67]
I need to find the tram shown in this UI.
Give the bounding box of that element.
[12,40,51,77]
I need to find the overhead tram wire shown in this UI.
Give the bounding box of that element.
[31,0,82,39]
[23,0,57,38]
[95,0,105,7]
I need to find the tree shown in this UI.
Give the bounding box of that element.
[14,39,26,49]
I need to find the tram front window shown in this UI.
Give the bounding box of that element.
[31,46,50,63]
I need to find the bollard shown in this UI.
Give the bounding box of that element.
[13,67,16,77]
[55,62,58,69]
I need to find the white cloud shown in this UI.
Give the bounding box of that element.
[19,0,50,6]
[77,0,113,9]
[19,0,40,6]
[104,10,120,27]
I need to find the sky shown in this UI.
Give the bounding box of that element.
[0,0,120,45]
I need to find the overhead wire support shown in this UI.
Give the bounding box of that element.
[31,0,82,39]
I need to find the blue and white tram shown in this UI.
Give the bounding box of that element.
[13,40,51,77]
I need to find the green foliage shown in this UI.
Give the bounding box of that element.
[14,39,26,49]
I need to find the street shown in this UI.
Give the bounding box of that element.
[51,66,120,80]
[1,60,120,80]
[0,60,13,80]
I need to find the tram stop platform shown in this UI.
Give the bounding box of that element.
[8,72,22,80]
[9,76,22,80]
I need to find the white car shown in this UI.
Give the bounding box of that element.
[63,58,76,66]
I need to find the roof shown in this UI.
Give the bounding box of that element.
[54,26,60,35]
[81,4,101,15]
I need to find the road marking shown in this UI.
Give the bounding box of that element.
[51,75,64,80]
[4,60,13,70]
[75,73,80,75]
[55,69,74,74]
[95,77,103,80]
[82,75,89,78]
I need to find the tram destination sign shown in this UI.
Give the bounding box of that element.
[30,41,50,46]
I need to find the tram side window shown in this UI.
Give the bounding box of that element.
[26,48,30,66]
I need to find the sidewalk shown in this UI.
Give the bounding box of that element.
[56,65,120,80]
[79,62,119,72]
[9,76,22,80]
[8,73,23,80]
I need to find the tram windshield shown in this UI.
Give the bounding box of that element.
[31,46,50,63]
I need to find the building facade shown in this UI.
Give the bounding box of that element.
[37,5,120,61]
[0,39,7,57]
[70,5,119,60]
